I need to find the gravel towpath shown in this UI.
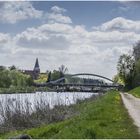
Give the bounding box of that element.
[120,92,140,133]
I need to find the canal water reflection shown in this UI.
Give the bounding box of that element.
[0,92,98,110]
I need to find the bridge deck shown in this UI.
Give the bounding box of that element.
[35,82,119,88]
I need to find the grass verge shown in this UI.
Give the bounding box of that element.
[0,90,139,139]
[129,86,140,98]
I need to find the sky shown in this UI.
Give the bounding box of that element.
[0,1,140,79]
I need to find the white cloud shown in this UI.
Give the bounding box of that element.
[1,5,140,79]
[51,6,66,13]
[0,3,72,24]
[46,6,72,24]
[95,17,140,32]
[47,13,72,24]
[0,33,11,44]
[14,23,72,49]
[0,33,14,58]
[90,30,140,45]
[12,16,140,78]
[0,1,43,24]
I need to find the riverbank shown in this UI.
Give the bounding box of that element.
[129,86,140,98]
[0,90,139,139]
[0,86,52,94]
[0,92,95,134]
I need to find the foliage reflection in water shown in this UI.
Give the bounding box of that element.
[0,92,98,133]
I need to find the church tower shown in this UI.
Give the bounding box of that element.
[33,58,40,79]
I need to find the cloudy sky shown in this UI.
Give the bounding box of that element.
[0,1,140,79]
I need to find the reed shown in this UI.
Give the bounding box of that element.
[0,93,97,133]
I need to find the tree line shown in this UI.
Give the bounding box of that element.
[0,66,33,88]
[115,42,140,90]
[0,64,68,88]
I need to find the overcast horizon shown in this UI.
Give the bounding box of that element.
[0,1,140,78]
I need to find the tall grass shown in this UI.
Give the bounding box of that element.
[0,93,98,134]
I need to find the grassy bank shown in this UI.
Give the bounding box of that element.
[0,90,139,139]
[0,86,51,94]
[129,86,140,98]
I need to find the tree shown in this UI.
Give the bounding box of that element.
[0,70,11,88]
[51,70,61,81]
[47,72,51,82]
[9,65,17,71]
[133,41,140,61]
[117,54,135,89]
[59,65,68,78]
[26,75,33,86]
[132,41,140,87]
[113,74,124,85]
[0,68,33,88]
[34,73,48,84]
[0,66,6,71]
[116,41,140,89]
[132,59,140,87]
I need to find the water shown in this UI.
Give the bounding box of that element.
[0,92,97,110]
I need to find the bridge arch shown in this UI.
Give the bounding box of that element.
[50,73,114,84]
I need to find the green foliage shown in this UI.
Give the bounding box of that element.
[117,41,140,89]
[34,73,48,84]
[117,54,135,89]
[0,69,11,88]
[51,70,61,81]
[132,60,140,87]
[50,65,68,81]
[0,86,34,94]
[9,65,17,71]
[1,91,139,139]
[129,86,140,98]
[0,66,6,71]
[113,74,124,85]
[66,77,82,84]
[0,68,33,89]
[133,41,140,61]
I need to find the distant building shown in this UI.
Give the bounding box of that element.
[24,58,40,79]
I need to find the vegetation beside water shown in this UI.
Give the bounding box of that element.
[115,41,140,90]
[0,66,34,93]
[0,87,34,94]
[129,86,140,98]
[1,90,139,139]
[0,92,88,134]
[0,65,68,94]
[0,87,51,94]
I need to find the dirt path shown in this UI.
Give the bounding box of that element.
[120,92,140,133]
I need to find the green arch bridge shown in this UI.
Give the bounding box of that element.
[34,73,123,92]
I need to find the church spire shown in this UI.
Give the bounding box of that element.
[34,58,39,69]
[33,58,40,75]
